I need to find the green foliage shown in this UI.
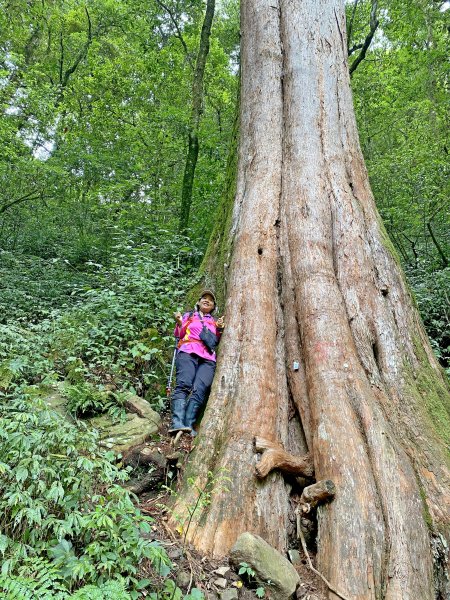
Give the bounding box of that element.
[409,267,450,370]
[0,238,193,409]
[348,0,449,365]
[146,580,204,600]
[0,250,93,324]
[0,391,173,594]
[63,381,121,418]
[351,2,449,269]
[0,235,199,597]
[0,561,132,599]
[237,563,268,598]
[0,0,237,259]
[70,579,132,599]
[238,563,256,578]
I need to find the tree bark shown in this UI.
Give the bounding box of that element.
[172,1,450,598]
[178,0,215,233]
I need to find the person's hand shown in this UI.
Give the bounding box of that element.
[216,316,225,329]
[174,311,182,326]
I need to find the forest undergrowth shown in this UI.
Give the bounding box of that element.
[0,234,205,599]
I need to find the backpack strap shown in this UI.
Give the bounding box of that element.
[177,311,217,352]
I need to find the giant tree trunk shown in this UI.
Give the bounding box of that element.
[172,1,450,598]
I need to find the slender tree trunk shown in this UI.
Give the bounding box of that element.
[178,0,215,233]
[427,221,448,268]
[172,1,450,598]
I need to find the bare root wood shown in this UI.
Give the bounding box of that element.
[127,469,163,495]
[253,437,314,479]
[124,446,169,470]
[171,430,184,446]
[299,480,336,513]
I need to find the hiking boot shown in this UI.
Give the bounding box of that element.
[169,397,191,434]
[185,398,203,431]
[168,425,191,434]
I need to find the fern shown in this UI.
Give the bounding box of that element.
[71,579,132,599]
[0,557,66,599]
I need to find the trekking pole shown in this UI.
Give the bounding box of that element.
[166,337,179,396]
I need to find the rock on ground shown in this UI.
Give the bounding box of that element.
[229,532,300,599]
[219,590,238,600]
[89,402,160,453]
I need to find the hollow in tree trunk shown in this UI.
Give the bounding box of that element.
[172,1,450,598]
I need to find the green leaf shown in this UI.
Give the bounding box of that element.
[136,578,152,590]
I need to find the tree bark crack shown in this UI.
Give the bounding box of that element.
[345,383,391,596]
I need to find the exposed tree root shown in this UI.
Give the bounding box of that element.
[297,514,350,600]
[299,480,336,514]
[171,430,184,446]
[253,436,314,479]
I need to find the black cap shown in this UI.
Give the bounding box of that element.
[199,289,217,306]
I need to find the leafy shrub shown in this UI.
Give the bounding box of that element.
[0,239,194,409]
[0,391,171,596]
[0,236,201,597]
[409,267,450,372]
[0,250,95,325]
[63,381,128,419]
[0,560,132,599]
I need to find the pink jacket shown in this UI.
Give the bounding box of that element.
[174,311,222,362]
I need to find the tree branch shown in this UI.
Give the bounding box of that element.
[427,221,448,268]
[346,0,360,52]
[0,189,44,215]
[299,480,336,513]
[154,0,193,67]
[61,7,92,89]
[348,42,364,56]
[402,232,419,269]
[349,0,379,76]
[59,30,64,84]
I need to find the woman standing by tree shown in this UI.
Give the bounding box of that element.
[169,291,224,435]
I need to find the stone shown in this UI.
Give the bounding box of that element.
[229,533,300,599]
[176,570,191,588]
[219,590,238,600]
[213,566,230,577]
[89,411,160,453]
[125,393,160,421]
[44,389,68,415]
[213,578,228,589]
[288,549,302,566]
[168,547,183,560]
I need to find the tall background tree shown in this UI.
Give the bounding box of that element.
[178,0,216,232]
